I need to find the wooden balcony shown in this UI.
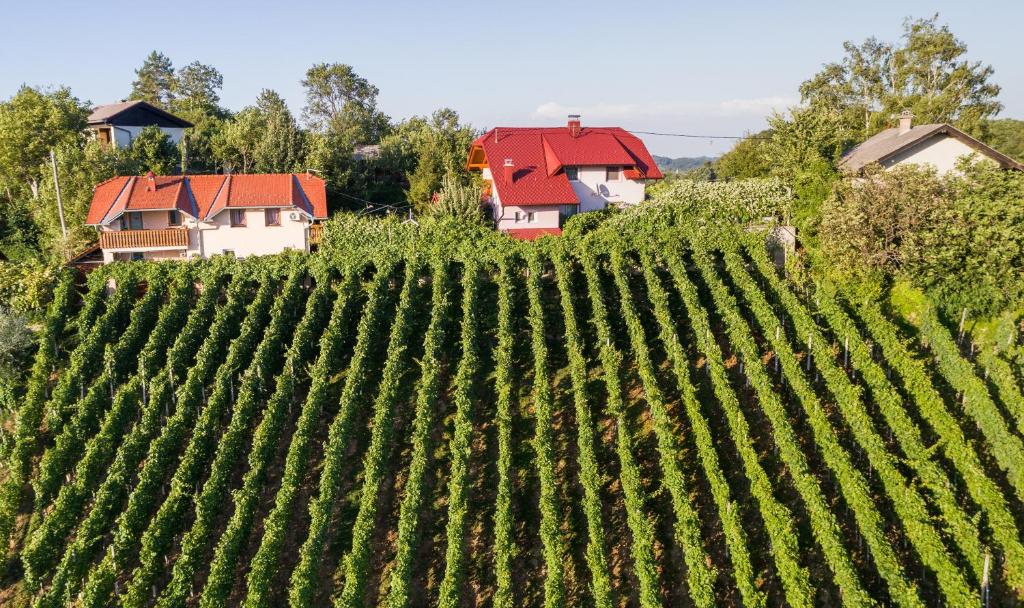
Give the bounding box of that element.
[309,223,324,244]
[100,228,189,250]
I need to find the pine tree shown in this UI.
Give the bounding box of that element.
[130,51,176,109]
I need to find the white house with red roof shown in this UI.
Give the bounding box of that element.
[466,116,663,239]
[85,172,327,263]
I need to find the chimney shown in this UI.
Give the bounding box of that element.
[568,114,581,138]
[898,110,914,135]
[504,158,514,184]
[145,170,156,191]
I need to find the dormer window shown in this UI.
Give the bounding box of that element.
[565,166,579,181]
[606,166,621,181]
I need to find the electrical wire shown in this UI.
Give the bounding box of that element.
[627,130,770,140]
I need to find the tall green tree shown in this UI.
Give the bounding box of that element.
[985,118,1024,162]
[127,126,180,175]
[173,61,223,116]
[130,51,177,109]
[301,63,390,143]
[215,90,304,174]
[715,130,773,179]
[800,14,1002,138]
[0,86,88,199]
[400,109,477,213]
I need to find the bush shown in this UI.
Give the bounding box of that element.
[820,162,1024,317]
[562,207,618,240]
[0,261,59,314]
[0,307,34,377]
[427,175,486,224]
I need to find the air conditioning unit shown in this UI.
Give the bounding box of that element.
[288,212,299,221]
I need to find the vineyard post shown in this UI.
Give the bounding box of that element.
[958,308,967,345]
[983,551,990,608]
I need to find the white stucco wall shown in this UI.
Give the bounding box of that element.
[197,208,310,258]
[882,135,991,174]
[112,126,185,148]
[100,207,312,261]
[570,166,646,211]
[485,164,647,224]
[495,205,561,231]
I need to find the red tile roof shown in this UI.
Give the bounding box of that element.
[86,173,327,225]
[470,125,662,207]
[504,227,562,240]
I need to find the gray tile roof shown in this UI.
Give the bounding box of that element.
[840,123,1023,173]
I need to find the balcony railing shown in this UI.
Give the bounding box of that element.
[309,223,323,244]
[100,228,189,250]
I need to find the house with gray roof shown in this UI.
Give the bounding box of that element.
[839,111,1023,175]
[87,100,192,148]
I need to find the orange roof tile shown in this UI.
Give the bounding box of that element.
[86,173,328,226]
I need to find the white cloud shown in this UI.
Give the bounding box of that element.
[532,96,796,120]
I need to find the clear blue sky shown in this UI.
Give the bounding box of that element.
[2,0,1020,157]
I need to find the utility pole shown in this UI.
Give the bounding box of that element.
[50,149,69,258]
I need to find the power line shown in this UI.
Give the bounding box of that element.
[627,129,770,141]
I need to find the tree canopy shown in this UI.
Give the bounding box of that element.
[799,14,1001,139]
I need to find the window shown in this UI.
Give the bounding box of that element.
[565,166,579,181]
[606,166,621,181]
[514,211,523,223]
[264,208,281,226]
[120,212,143,230]
[167,210,181,226]
[222,249,235,257]
[130,252,144,261]
[527,211,536,223]
[230,209,246,227]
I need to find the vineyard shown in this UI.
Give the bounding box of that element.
[2,215,1024,607]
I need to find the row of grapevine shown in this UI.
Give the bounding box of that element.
[33,270,219,608]
[549,250,614,608]
[664,250,807,608]
[435,261,484,608]
[736,248,975,604]
[287,261,399,607]
[845,292,1024,590]
[31,269,171,521]
[121,271,298,608]
[77,271,265,607]
[693,248,909,607]
[914,304,1024,504]
[44,270,139,436]
[242,269,362,608]
[633,250,761,605]
[786,251,985,583]
[0,271,76,555]
[976,348,1024,433]
[486,257,518,608]
[336,261,423,607]
[579,252,663,608]
[607,250,718,607]
[521,252,567,608]
[197,277,334,608]
[74,273,109,338]
[382,258,453,608]
[155,268,310,607]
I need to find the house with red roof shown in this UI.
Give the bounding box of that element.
[85,172,327,263]
[466,115,662,239]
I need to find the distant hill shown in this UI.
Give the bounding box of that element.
[652,155,717,172]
